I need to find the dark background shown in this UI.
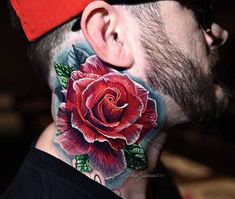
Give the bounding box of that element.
[0,0,235,196]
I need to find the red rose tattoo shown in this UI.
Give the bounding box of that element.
[56,55,157,179]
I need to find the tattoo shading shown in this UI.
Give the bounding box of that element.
[53,44,162,187]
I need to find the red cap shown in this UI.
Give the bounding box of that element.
[10,0,101,42]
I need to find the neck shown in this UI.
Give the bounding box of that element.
[36,124,167,199]
[37,32,187,199]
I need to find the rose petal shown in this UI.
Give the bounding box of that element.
[73,78,94,116]
[56,130,91,156]
[66,71,99,111]
[83,77,143,132]
[73,78,94,95]
[83,78,128,109]
[71,70,101,81]
[108,138,127,150]
[114,93,144,132]
[107,83,128,107]
[85,93,144,135]
[83,78,108,107]
[86,87,120,113]
[93,96,111,124]
[56,105,91,156]
[70,102,126,141]
[73,78,94,96]
[85,112,127,139]
[89,142,126,179]
[99,87,121,105]
[98,95,127,123]
[83,81,126,129]
[80,55,111,76]
[137,98,158,142]
[103,73,136,96]
[135,83,149,112]
[65,78,77,110]
[93,102,108,124]
[86,99,121,129]
[72,111,126,144]
[120,124,142,145]
[71,111,104,143]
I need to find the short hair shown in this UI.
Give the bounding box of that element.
[8,1,161,80]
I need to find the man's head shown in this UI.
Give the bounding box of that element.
[124,1,229,120]
[10,0,229,124]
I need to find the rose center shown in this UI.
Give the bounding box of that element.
[92,88,127,124]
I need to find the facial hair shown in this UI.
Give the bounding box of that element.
[127,2,227,120]
[145,48,216,120]
[141,29,227,120]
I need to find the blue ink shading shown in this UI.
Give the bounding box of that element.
[68,43,94,68]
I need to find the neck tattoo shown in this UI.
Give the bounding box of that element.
[51,42,166,192]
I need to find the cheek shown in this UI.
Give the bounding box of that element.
[169,25,209,73]
[191,31,209,72]
[160,4,209,71]
[161,4,199,49]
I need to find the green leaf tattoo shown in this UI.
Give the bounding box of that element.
[75,155,92,173]
[54,63,76,89]
[124,144,147,170]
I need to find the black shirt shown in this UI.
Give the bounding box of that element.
[2,147,182,199]
[2,147,122,199]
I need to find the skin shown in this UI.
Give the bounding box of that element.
[36,1,228,199]
[159,1,228,74]
[158,1,228,120]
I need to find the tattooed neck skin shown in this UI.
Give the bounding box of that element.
[36,33,182,199]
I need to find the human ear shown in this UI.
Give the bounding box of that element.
[81,1,134,68]
[203,23,228,50]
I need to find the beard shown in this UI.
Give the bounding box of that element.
[126,2,228,121]
[142,33,227,120]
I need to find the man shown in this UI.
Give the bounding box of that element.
[3,0,228,198]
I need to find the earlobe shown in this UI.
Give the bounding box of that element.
[81,1,134,68]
